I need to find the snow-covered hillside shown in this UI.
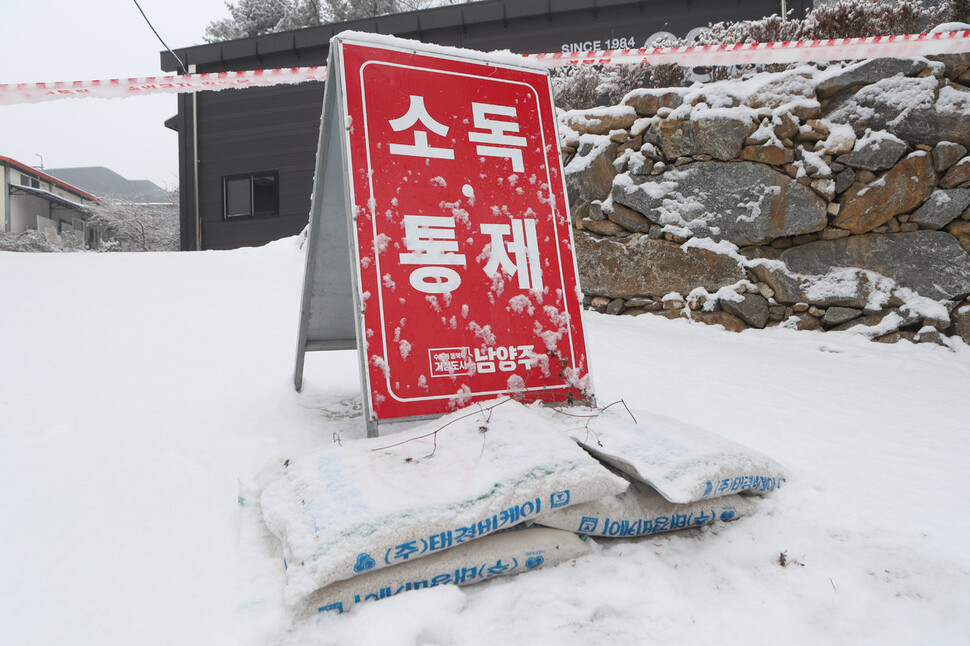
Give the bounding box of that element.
[1,238,968,645]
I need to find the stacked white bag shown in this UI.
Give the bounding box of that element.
[536,406,787,538]
[258,400,628,612]
[304,526,590,614]
[257,400,788,615]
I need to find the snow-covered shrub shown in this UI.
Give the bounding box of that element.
[952,0,970,23]
[552,0,964,109]
[802,0,948,39]
[552,66,604,112]
[0,230,84,253]
[552,63,669,111]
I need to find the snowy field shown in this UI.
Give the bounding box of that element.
[1,237,968,645]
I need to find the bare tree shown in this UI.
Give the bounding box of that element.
[205,0,290,41]
[87,192,180,252]
[205,0,481,41]
[322,0,401,22]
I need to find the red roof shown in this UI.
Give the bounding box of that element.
[0,155,100,203]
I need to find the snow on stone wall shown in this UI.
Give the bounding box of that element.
[560,53,970,346]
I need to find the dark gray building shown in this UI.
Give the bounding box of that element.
[162,0,809,251]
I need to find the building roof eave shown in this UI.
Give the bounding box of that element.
[0,155,101,202]
[9,183,96,215]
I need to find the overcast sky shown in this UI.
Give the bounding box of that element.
[0,0,230,190]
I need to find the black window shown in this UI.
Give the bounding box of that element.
[222,172,279,219]
[19,173,39,188]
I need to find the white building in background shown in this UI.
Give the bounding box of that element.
[1,155,101,247]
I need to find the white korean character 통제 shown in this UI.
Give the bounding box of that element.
[399,215,465,294]
[480,218,543,291]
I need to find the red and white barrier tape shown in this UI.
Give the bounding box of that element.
[2,30,969,105]
[530,28,970,68]
[0,66,328,106]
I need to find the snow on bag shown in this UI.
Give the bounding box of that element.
[558,408,787,504]
[537,477,756,538]
[306,527,590,614]
[259,399,628,605]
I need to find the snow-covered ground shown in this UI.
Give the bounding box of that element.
[1,238,968,645]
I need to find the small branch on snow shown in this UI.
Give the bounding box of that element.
[369,398,513,457]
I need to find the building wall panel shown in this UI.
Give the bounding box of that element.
[194,83,325,250]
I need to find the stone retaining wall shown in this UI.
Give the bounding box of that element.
[560,54,970,345]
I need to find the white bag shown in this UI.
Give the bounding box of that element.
[561,408,787,504]
[537,478,756,537]
[260,399,628,605]
[306,527,590,614]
